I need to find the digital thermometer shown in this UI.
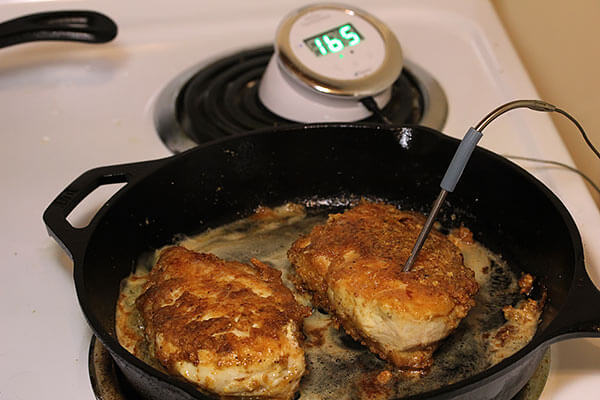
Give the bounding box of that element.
[259,3,403,122]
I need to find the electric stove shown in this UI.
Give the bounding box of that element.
[1,1,598,399]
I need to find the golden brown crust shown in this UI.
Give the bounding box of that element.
[502,298,542,325]
[137,247,310,367]
[289,202,477,316]
[136,246,310,396]
[288,201,479,369]
[518,273,534,295]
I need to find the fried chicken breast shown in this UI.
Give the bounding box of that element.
[136,246,310,399]
[288,202,478,370]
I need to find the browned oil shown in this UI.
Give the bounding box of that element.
[116,204,540,399]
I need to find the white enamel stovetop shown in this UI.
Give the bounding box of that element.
[0,1,598,399]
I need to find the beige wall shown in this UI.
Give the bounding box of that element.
[492,0,600,208]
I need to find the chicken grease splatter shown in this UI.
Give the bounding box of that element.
[116,203,542,399]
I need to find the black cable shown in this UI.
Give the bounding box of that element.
[360,96,392,124]
[503,154,600,195]
[474,100,599,161]
[360,96,600,196]
[472,100,599,196]
[554,107,600,159]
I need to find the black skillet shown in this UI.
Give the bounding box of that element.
[43,124,600,400]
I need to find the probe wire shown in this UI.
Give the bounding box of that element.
[503,154,600,195]
[362,96,600,197]
[554,107,600,159]
[402,99,599,272]
[360,96,392,124]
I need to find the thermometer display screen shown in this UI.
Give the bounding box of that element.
[303,23,363,57]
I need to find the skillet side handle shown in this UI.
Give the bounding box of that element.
[0,11,117,48]
[43,160,164,261]
[540,269,600,344]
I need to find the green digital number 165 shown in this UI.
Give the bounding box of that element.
[314,24,361,56]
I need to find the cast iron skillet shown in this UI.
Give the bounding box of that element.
[44,124,600,400]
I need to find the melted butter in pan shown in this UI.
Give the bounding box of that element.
[116,203,542,399]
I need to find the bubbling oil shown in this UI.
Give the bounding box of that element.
[116,203,541,399]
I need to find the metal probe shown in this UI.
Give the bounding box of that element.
[402,100,557,272]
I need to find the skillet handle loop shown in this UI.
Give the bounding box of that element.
[541,272,600,343]
[43,160,163,261]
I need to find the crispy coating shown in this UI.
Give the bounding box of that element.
[518,273,535,295]
[136,246,310,399]
[288,202,479,369]
[488,297,543,363]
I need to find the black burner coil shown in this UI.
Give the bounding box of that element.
[177,46,424,144]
